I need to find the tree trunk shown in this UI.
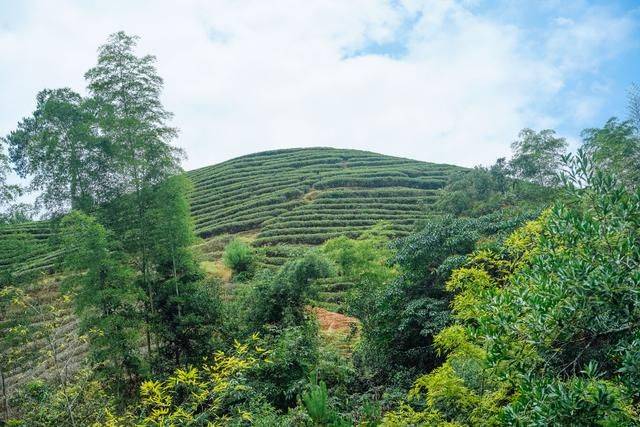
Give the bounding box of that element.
[172,249,181,319]
[1,368,8,422]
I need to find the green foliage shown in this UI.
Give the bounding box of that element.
[581,117,640,189]
[0,230,38,285]
[354,210,537,384]
[386,152,640,425]
[280,251,335,289]
[508,128,568,187]
[0,286,40,418]
[431,128,570,219]
[85,31,182,196]
[7,369,115,427]
[127,337,273,426]
[255,322,321,410]
[322,222,395,284]
[149,175,198,277]
[629,82,640,128]
[302,377,332,425]
[0,220,58,285]
[432,165,509,216]
[246,252,333,328]
[302,374,349,426]
[3,88,98,212]
[153,278,223,367]
[60,211,145,394]
[223,238,255,278]
[0,285,87,424]
[319,223,396,314]
[144,174,217,368]
[0,203,36,225]
[504,370,636,426]
[0,143,20,209]
[80,32,200,373]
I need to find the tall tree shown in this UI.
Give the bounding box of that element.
[508,128,567,187]
[147,175,222,366]
[84,31,183,360]
[629,82,640,130]
[84,31,182,198]
[3,88,102,213]
[149,175,197,286]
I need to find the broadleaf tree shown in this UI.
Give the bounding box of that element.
[582,118,640,190]
[3,88,102,213]
[508,128,567,187]
[0,141,21,211]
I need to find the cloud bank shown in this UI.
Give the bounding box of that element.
[1,0,638,170]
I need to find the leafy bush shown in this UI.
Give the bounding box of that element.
[254,323,320,410]
[354,211,536,385]
[247,252,334,328]
[222,238,255,278]
[280,251,335,289]
[153,277,223,366]
[130,337,273,425]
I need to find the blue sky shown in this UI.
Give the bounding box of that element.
[351,0,640,149]
[1,0,639,172]
[473,0,640,144]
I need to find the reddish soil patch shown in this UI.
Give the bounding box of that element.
[312,307,359,333]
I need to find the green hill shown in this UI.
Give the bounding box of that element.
[189,147,459,240]
[1,147,462,280]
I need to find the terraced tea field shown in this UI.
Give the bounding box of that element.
[1,147,462,281]
[188,147,461,265]
[0,221,60,283]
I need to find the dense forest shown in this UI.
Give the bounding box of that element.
[1,32,640,426]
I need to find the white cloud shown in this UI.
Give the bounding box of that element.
[547,8,637,73]
[0,0,637,172]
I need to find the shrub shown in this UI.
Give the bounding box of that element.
[246,252,334,328]
[222,238,255,278]
[301,374,350,426]
[131,337,273,425]
[254,322,320,410]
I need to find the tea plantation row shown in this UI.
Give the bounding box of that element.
[0,148,463,282]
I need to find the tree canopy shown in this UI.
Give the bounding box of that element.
[508,128,567,187]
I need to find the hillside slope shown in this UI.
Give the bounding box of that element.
[1,147,462,278]
[188,147,460,240]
